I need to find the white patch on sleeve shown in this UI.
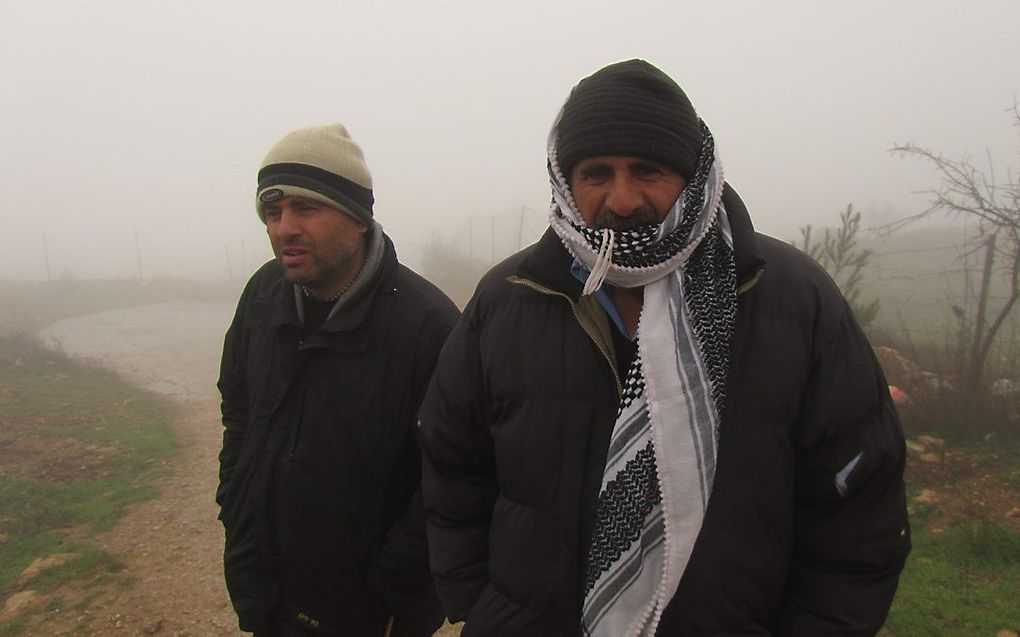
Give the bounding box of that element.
[835,452,864,498]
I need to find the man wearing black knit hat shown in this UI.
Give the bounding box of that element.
[419,60,910,636]
[217,124,458,636]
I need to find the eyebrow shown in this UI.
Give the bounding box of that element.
[629,159,668,172]
[577,162,613,178]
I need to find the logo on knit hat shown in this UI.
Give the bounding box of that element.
[260,188,284,203]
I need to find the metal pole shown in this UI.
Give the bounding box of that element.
[517,206,525,250]
[134,228,143,279]
[224,244,233,280]
[42,233,51,281]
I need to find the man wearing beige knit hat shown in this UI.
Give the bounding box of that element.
[217,124,458,636]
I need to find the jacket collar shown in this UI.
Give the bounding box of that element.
[249,232,398,333]
[723,183,766,289]
[518,228,586,300]
[518,183,765,299]
[250,274,301,329]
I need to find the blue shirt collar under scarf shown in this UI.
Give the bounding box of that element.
[570,259,635,341]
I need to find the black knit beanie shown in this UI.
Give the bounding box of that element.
[556,59,702,181]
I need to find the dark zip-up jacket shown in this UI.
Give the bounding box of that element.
[419,187,910,636]
[217,235,459,635]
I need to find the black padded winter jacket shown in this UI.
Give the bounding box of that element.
[419,187,910,636]
[217,234,459,635]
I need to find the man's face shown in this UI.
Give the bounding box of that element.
[570,156,686,230]
[263,196,368,299]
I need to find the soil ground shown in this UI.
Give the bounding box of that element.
[904,437,1020,534]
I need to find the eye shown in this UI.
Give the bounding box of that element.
[578,164,613,183]
[632,162,667,179]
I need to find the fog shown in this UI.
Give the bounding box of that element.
[3,5,1020,632]
[2,0,1018,281]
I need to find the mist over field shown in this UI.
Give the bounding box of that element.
[2,0,1018,283]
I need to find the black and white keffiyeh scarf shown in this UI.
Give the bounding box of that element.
[548,119,737,637]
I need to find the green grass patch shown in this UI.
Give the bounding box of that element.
[0,335,177,622]
[0,531,64,594]
[975,425,1020,491]
[884,515,1020,635]
[885,387,1020,634]
[0,618,27,637]
[29,546,125,592]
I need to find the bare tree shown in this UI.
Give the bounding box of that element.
[798,204,880,327]
[890,103,1020,390]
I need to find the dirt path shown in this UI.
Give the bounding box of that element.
[37,301,242,635]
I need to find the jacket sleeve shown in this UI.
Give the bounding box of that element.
[417,304,499,623]
[374,302,460,635]
[776,306,911,635]
[215,286,251,512]
[216,278,269,632]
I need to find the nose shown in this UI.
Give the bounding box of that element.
[273,208,301,240]
[604,174,644,216]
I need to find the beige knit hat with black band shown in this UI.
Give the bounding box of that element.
[256,124,374,224]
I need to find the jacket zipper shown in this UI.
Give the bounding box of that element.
[737,267,765,295]
[506,275,622,397]
[285,384,309,468]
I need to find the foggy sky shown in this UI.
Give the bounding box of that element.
[2,0,1018,281]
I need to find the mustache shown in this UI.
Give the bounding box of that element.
[593,207,661,232]
[278,238,312,249]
